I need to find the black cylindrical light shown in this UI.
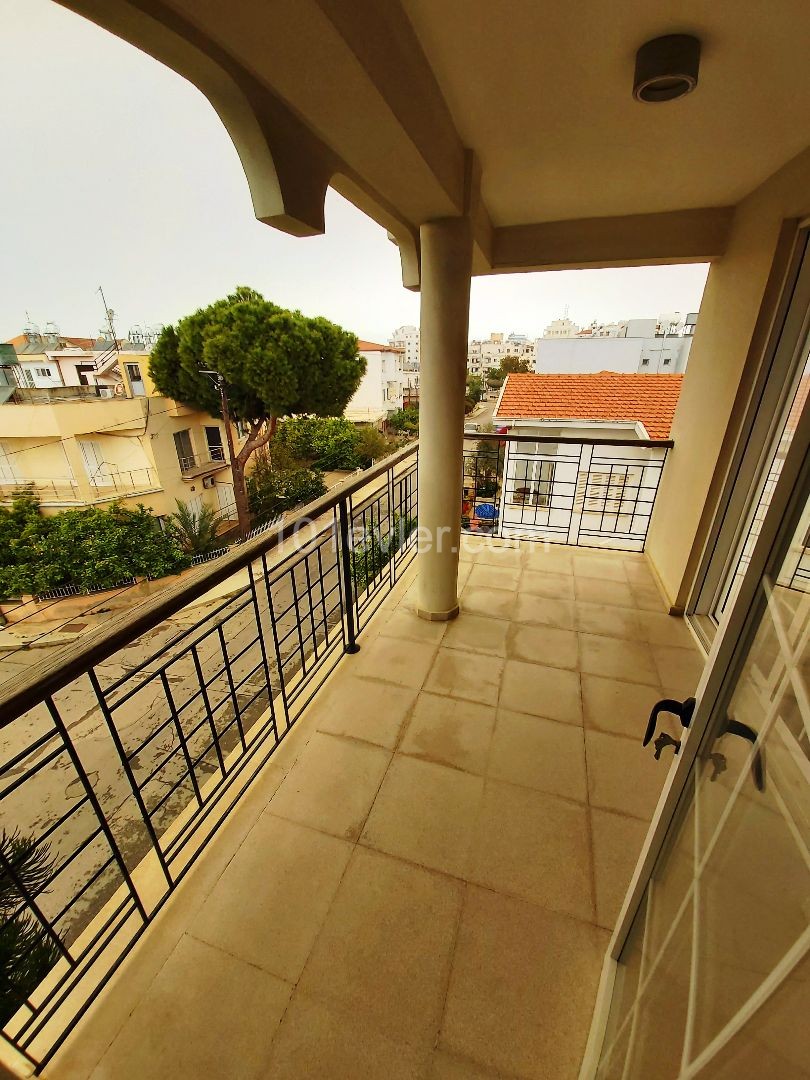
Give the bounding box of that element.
[633,34,701,103]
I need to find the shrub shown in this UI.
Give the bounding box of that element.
[351,513,417,593]
[167,500,223,555]
[275,415,360,470]
[247,460,327,525]
[0,499,189,598]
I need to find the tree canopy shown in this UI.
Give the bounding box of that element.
[149,287,365,428]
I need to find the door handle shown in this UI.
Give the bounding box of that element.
[643,696,696,748]
[724,718,766,792]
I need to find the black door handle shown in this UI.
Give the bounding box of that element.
[643,696,696,748]
[724,718,766,792]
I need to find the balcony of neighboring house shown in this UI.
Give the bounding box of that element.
[0,437,707,1080]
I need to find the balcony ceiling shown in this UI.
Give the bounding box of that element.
[60,0,810,279]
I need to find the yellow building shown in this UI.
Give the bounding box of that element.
[0,335,237,525]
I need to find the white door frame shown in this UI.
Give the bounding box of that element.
[579,394,810,1078]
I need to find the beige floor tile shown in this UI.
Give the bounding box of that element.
[513,592,577,630]
[489,710,587,802]
[353,636,438,689]
[459,585,515,620]
[507,623,579,669]
[425,648,504,706]
[574,577,636,609]
[575,601,645,641]
[522,544,574,574]
[400,692,496,774]
[426,1050,501,1079]
[361,755,484,878]
[473,544,523,569]
[520,568,575,599]
[467,563,521,591]
[315,675,417,748]
[268,732,390,840]
[572,554,629,582]
[623,557,657,587]
[585,729,669,820]
[579,633,660,686]
[91,935,291,1080]
[471,780,593,920]
[379,607,448,646]
[628,579,668,612]
[639,610,697,649]
[456,562,473,589]
[263,993,427,1080]
[298,847,462,1047]
[591,808,650,930]
[441,886,607,1079]
[189,815,352,982]
[581,674,664,740]
[651,643,705,694]
[443,613,509,656]
[500,659,582,725]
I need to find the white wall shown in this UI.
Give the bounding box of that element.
[533,336,691,374]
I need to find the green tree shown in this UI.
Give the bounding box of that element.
[495,354,532,378]
[167,500,223,555]
[353,424,395,467]
[149,287,365,533]
[388,406,419,434]
[1,830,61,1025]
[466,375,483,404]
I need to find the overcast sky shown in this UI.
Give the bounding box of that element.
[1,0,710,345]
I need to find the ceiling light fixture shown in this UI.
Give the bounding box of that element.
[633,34,701,103]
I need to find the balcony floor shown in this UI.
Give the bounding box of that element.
[51,538,705,1080]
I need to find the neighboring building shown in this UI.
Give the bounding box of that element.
[534,315,696,374]
[0,330,237,525]
[494,371,683,440]
[543,315,580,338]
[389,324,420,369]
[489,371,683,540]
[344,340,408,423]
[467,331,536,377]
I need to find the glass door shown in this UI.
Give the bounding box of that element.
[592,400,810,1078]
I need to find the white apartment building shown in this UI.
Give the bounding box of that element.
[389,324,420,369]
[344,340,408,423]
[467,331,537,377]
[534,314,698,374]
[542,314,581,338]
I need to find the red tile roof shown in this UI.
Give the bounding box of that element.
[357,339,404,352]
[495,372,683,439]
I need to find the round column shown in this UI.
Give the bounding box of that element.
[416,216,473,621]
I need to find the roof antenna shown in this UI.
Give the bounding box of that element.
[97,285,119,352]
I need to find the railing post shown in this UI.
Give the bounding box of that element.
[337,497,360,654]
[567,443,592,547]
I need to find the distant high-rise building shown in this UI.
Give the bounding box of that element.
[389,325,420,369]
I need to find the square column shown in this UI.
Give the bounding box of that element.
[416,217,473,621]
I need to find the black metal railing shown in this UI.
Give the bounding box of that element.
[0,444,417,1073]
[462,431,672,552]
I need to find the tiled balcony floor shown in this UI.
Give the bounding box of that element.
[51,538,705,1080]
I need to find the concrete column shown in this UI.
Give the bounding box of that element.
[416,217,473,621]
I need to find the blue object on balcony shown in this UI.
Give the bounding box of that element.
[475,502,498,520]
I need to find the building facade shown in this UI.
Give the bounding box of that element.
[0,332,237,525]
[344,340,409,423]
